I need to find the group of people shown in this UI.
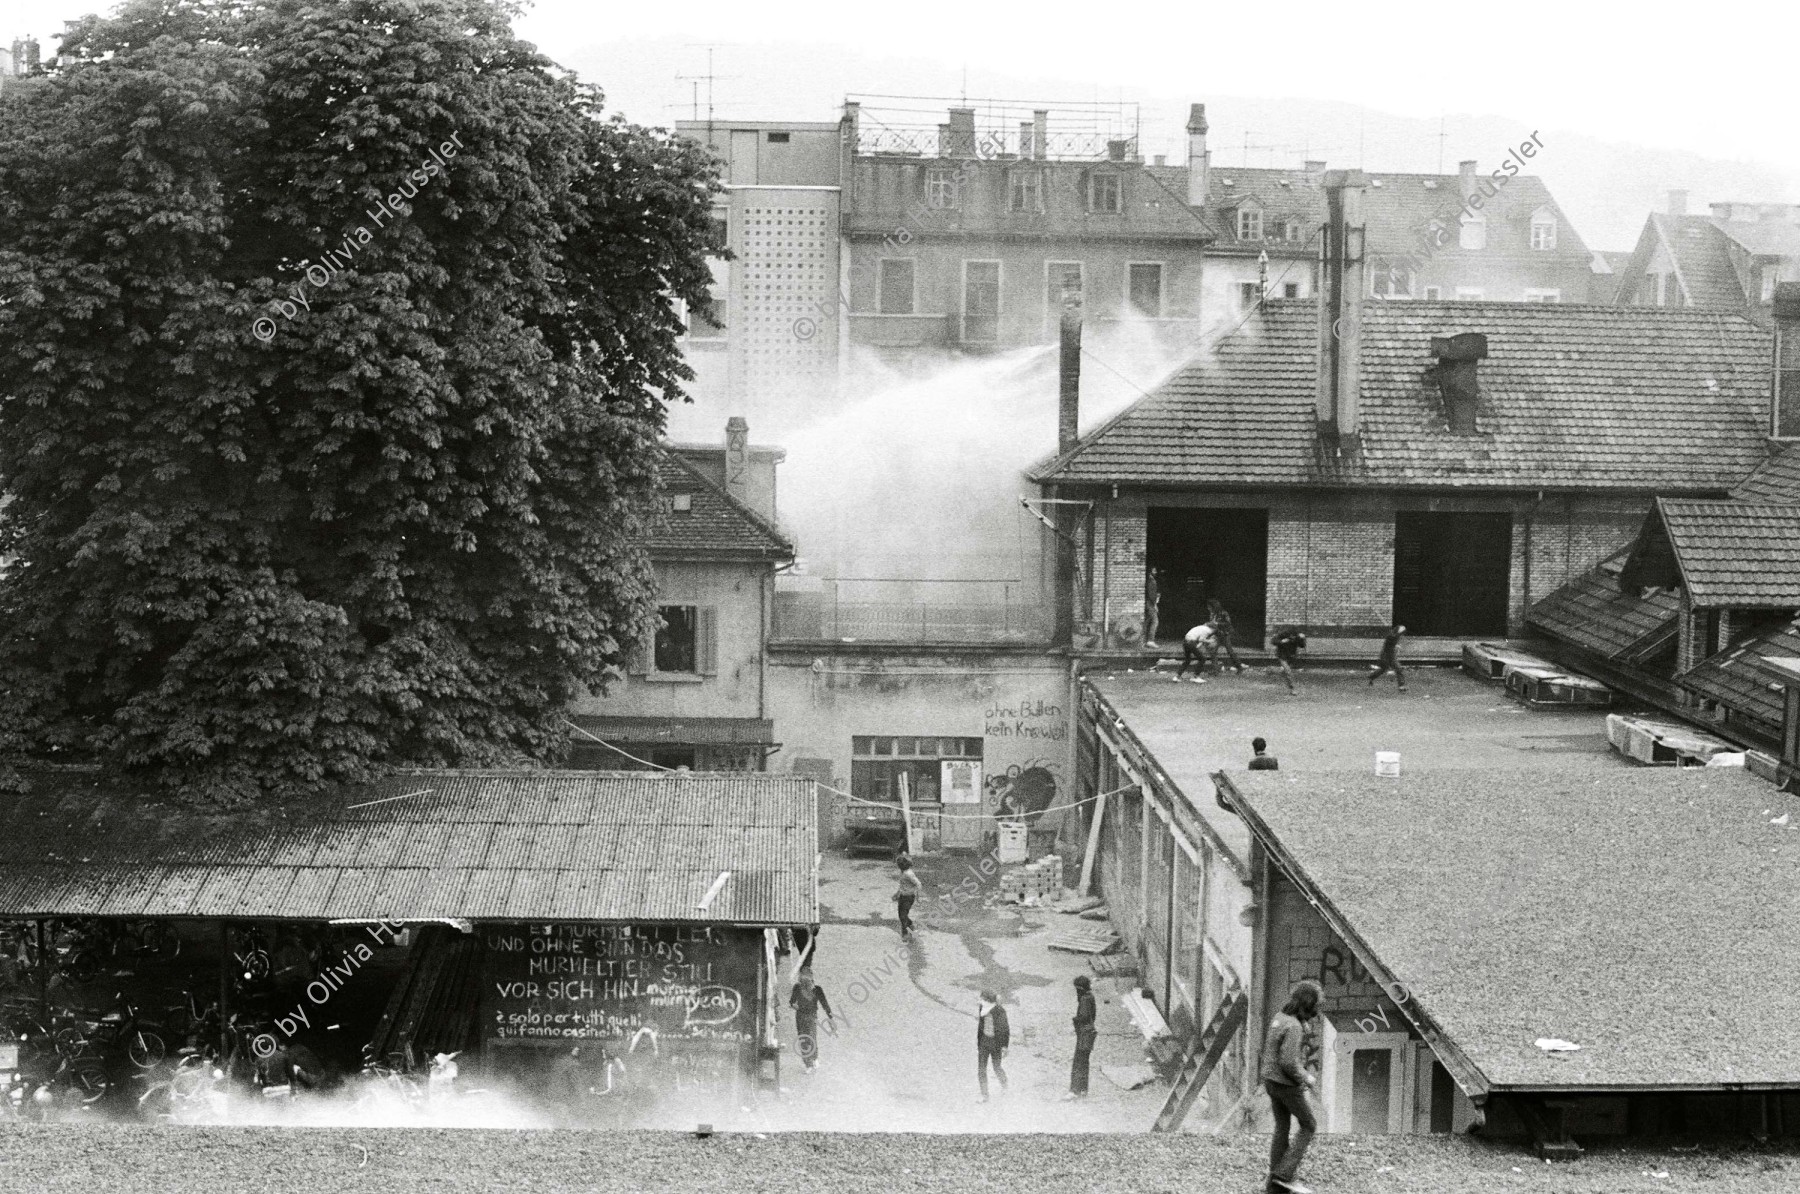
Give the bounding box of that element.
[786,855,1101,1102]
[1169,611,1409,698]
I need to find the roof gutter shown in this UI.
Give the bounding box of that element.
[1215,769,1494,1104]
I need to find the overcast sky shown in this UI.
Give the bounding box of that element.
[9,0,1798,245]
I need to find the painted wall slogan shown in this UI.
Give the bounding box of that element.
[480,923,760,1071]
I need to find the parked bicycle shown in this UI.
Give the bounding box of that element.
[54,994,168,1070]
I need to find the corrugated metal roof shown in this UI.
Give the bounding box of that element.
[568,714,777,747]
[0,770,818,926]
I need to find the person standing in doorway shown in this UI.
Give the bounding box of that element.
[1174,621,1218,683]
[789,966,835,1073]
[976,990,1010,1101]
[1063,976,1097,1101]
[1262,979,1323,1194]
[1368,624,1407,691]
[1144,569,1163,647]
[1207,598,1246,673]
[1249,737,1279,770]
[894,855,923,938]
[1271,628,1306,695]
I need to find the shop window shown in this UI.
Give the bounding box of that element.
[851,736,983,805]
[878,259,916,315]
[1128,263,1164,317]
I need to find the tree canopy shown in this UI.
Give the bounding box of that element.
[0,0,724,800]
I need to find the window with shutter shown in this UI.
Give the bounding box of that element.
[653,605,698,673]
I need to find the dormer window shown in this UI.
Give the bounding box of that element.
[1283,219,1305,242]
[1087,172,1122,214]
[1237,208,1263,240]
[1009,170,1044,214]
[1530,208,1558,250]
[925,167,960,210]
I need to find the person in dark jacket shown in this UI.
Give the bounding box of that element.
[1208,598,1246,673]
[1144,569,1163,647]
[1261,979,1323,1194]
[1249,737,1279,770]
[975,990,1009,1101]
[1368,623,1407,691]
[1271,629,1306,695]
[789,967,835,1072]
[1063,976,1098,1100]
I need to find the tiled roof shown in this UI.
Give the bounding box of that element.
[1679,616,1800,731]
[1035,301,1773,491]
[0,770,819,924]
[649,450,792,561]
[1191,167,1590,265]
[1227,766,1800,1089]
[1653,498,1800,607]
[1732,443,1800,504]
[1658,215,1748,308]
[1526,550,1679,661]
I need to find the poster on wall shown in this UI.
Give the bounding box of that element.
[941,759,983,803]
[480,923,760,1090]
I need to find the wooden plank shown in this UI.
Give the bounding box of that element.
[1151,991,1248,1134]
[1078,790,1109,896]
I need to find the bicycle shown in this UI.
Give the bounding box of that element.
[55,994,168,1070]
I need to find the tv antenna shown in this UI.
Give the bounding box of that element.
[677,46,734,131]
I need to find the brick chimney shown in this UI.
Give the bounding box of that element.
[944,108,977,157]
[1458,160,1477,202]
[1019,121,1034,159]
[1430,333,1488,434]
[1033,110,1049,161]
[1667,189,1688,217]
[1186,104,1210,207]
[1317,170,1369,441]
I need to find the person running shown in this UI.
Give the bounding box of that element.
[893,855,923,938]
[1174,621,1218,683]
[1262,979,1323,1194]
[1271,628,1307,695]
[1143,569,1163,647]
[1207,598,1246,673]
[1062,976,1097,1101]
[1368,623,1407,691]
[789,967,835,1073]
[1249,737,1279,770]
[976,990,1010,1102]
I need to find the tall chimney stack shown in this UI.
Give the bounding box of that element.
[1458,160,1477,201]
[1317,170,1369,441]
[1667,189,1689,217]
[1019,121,1034,159]
[1032,110,1049,161]
[1186,104,1210,207]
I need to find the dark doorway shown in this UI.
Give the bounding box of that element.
[1391,512,1512,637]
[1350,1047,1393,1133]
[1146,507,1269,646]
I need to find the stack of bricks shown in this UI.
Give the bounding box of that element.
[999,854,1064,903]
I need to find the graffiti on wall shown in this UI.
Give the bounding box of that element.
[986,760,1060,820]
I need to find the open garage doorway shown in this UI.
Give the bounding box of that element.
[1145,507,1269,647]
[1392,511,1512,637]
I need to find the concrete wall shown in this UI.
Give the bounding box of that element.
[766,650,1074,850]
[1084,489,1646,648]
[573,560,771,722]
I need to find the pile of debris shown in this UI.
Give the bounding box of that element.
[998,855,1063,904]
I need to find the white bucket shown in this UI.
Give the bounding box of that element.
[1375,751,1401,777]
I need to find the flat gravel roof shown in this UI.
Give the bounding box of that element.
[1226,765,1800,1090]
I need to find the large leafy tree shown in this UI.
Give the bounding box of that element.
[0,0,723,800]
